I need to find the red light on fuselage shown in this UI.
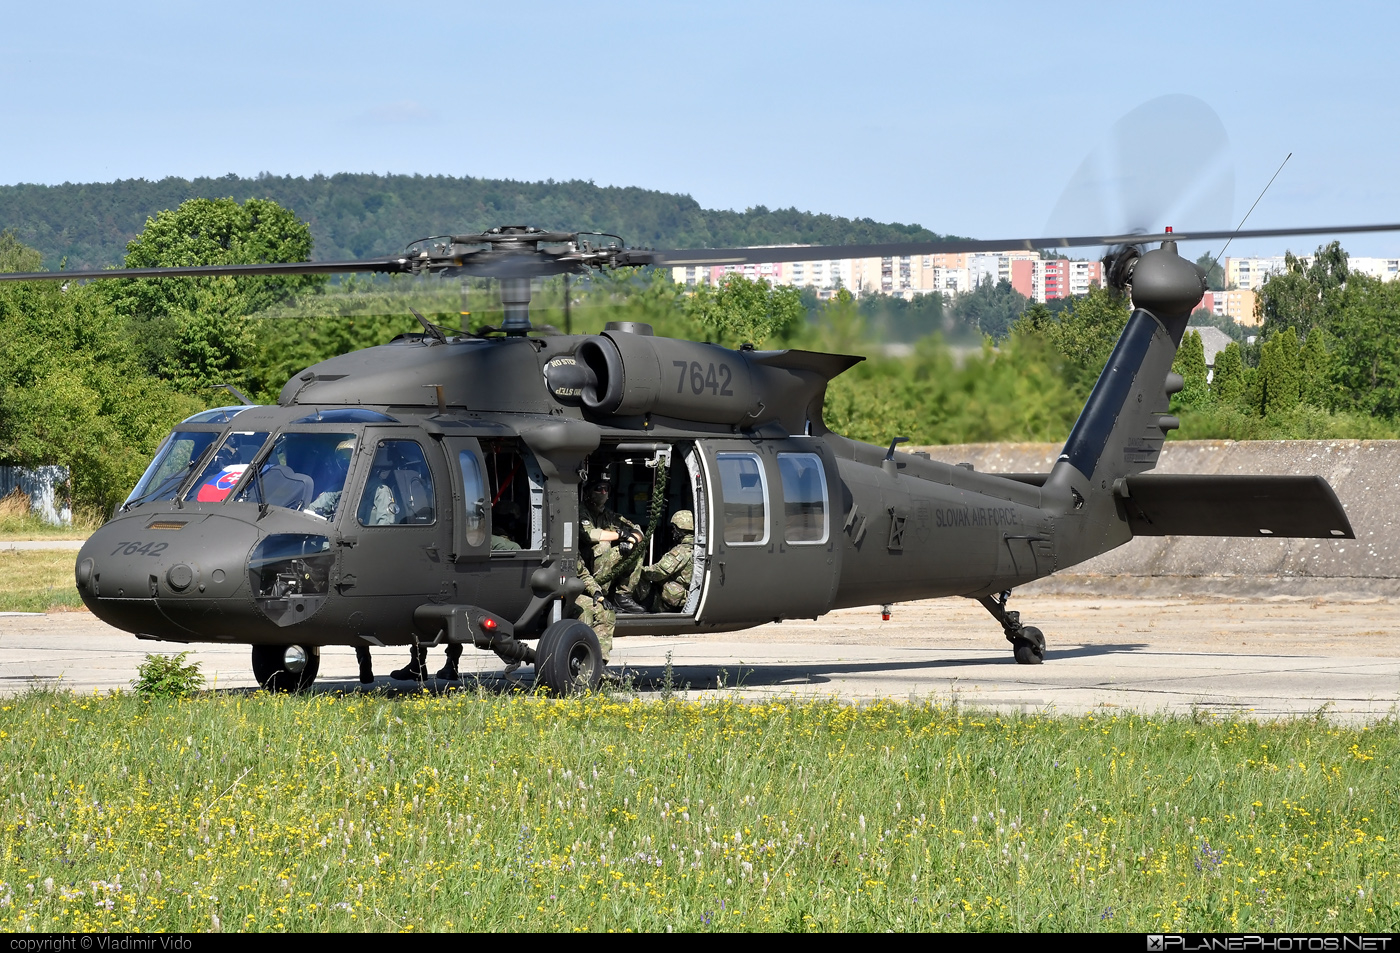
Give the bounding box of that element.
[481,617,498,630]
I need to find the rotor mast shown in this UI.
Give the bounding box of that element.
[500,277,533,334]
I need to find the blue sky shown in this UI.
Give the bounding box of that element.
[3,0,1398,258]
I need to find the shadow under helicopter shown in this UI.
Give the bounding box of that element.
[264,640,1152,697]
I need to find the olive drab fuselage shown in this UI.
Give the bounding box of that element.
[76,324,1064,650]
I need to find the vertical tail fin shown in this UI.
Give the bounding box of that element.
[1058,308,1186,483]
[1047,242,1207,564]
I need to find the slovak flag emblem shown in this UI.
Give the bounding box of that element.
[197,464,249,502]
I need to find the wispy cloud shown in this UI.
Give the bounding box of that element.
[360,100,437,124]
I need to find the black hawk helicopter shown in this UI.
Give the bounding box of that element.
[4,220,1392,694]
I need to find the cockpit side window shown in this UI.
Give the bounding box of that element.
[357,440,436,526]
[458,449,488,547]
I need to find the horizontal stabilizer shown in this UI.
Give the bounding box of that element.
[1117,474,1354,539]
[749,349,865,380]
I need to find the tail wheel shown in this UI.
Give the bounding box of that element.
[535,620,603,696]
[251,644,321,693]
[1012,626,1045,665]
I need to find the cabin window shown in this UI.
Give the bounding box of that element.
[457,449,488,547]
[356,440,436,526]
[716,452,769,545]
[184,431,270,503]
[124,431,220,508]
[777,452,828,544]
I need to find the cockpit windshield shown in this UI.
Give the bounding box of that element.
[123,431,220,509]
[235,432,356,521]
[184,431,270,503]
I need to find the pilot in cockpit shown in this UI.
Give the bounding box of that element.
[307,437,355,520]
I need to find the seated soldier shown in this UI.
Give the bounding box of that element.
[580,471,642,583]
[491,500,526,551]
[573,470,642,662]
[307,437,355,520]
[491,534,522,552]
[632,509,696,612]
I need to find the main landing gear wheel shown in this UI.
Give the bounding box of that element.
[535,620,603,696]
[251,644,321,693]
[1012,626,1045,665]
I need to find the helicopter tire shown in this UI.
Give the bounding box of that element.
[1012,627,1045,666]
[535,620,603,696]
[251,644,321,693]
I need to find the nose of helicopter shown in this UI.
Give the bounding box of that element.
[77,510,266,639]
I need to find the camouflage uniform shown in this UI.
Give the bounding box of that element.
[573,492,642,661]
[636,510,696,611]
[581,504,642,590]
[575,559,615,661]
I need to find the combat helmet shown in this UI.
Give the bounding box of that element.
[670,509,694,532]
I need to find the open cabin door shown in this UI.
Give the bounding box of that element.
[695,438,841,625]
[439,434,554,625]
[603,441,707,625]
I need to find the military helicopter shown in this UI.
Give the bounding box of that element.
[4,219,1394,694]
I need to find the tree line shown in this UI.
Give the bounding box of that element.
[0,173,958,273]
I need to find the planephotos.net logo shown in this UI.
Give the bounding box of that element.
[1148,938,1393,951]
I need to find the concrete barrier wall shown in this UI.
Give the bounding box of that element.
[912,441,1400,598]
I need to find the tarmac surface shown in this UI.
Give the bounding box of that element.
[4,594,1398,720]
[1,539,86,551]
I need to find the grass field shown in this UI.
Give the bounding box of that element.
[0,550,83,612]
[0,690,1395,933]
[0,511,97,542]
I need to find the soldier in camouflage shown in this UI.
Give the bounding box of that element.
[574,473,643,661]
[633,509,696,611]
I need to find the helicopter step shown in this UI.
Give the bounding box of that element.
[977,590,1045,665]
[412,603,604,695]
[413,604,535,663]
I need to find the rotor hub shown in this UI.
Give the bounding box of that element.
[1129,240,1208,319]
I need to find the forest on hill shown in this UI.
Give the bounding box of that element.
[0,173,956,273]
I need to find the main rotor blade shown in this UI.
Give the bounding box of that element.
[4,222,1399,285]
[637,222,1400,267]
[0,258,410,283]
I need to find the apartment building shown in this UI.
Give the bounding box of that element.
[1195,289,1258,326]
[1223,256,1289,291]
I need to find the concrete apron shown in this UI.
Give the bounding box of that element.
[915,439,1400,599]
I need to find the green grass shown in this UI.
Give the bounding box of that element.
[0,510,98,542]
[0,550,83,612]
[0,691,1396,932]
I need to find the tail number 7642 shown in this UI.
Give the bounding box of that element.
[110,541,169,557]
[674,361,735,397]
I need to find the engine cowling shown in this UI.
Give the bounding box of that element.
[575,330,761,424]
